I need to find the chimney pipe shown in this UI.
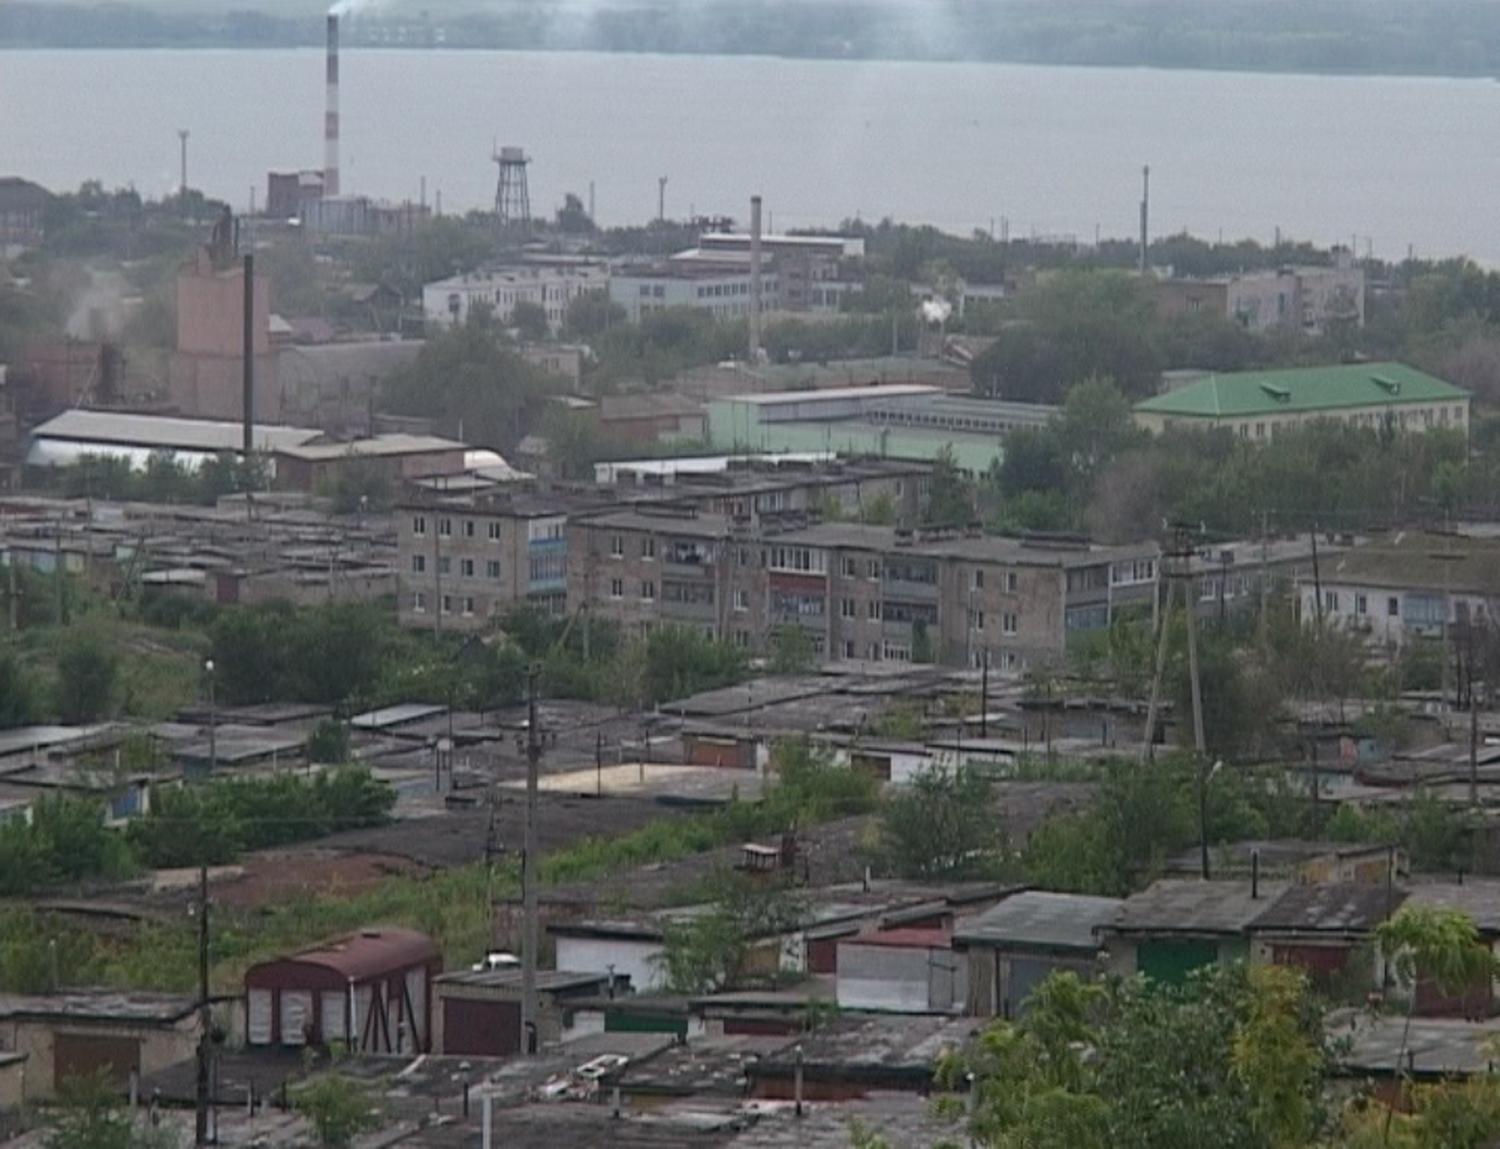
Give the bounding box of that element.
[243,254,255,463]
[1138,164,1149,275]
[325,14,340,197]
[1251,848,1260,900]
[749,195,763,363]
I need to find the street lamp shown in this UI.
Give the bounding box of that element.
[1198,758,1223,879]
[204,659,217,773]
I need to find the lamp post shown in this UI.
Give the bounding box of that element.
[204,659,217,774]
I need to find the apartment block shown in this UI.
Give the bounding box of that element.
[396,492,605,630]
[567,510,1160,670]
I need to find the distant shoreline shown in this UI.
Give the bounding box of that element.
[7,0,1500,81]
[1,42,1498,86]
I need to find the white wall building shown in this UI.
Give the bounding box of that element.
[836,930,965,1013]
[609,263,781,324]
[422,265,609,332]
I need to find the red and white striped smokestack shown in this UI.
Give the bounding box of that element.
[324,13,340,197]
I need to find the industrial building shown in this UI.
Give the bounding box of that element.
[707,385,1058,472]
[421,264,609,332]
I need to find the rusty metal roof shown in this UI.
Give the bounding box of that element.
[253,926,438,983]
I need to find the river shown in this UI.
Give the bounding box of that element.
[2,48,1497,261]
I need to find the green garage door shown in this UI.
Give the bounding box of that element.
[1137,940,1219,986]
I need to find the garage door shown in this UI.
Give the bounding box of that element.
[1137,940,1219,986]
[279,989,312,1045]
[53,1033,140,1092]
[442,999,520,1056]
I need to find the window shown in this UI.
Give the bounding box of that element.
[610,578,624,599]
[488,521,502,541]
[609,534,624,558]
[438,556,451,576]
[1323,590,1339,614]
[841,598,856,619]
[412,515,427,537]
[1387,596,1400,618]
[487,560,501,580]
[734,629,751,648]
[999,650,1019,670]
[1002,612,1018,635]
[641,580,657,601]
[462,596,475,616]
[412,591,426,612]
[973,610,985,631]
[1005,571,1019,594]
[642,537,656,560]
[841,557,857,578]
[439,517,452,538]
[843,640,856,658]
[867,600,882,621]
[972,569,985,590]
[460,558,475,578]
[866,559,880,580]
[412,554,426,574]
[733,588,749,612]
[441,595,453,615]
[1355,593,1368,615]
[462,519,476,538]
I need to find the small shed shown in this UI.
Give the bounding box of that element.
[1099,878,1288,986]
[952,891,1122,1018]
[1249,882,1406,991]
[244,926,440,1054]
[835,929,963,1014]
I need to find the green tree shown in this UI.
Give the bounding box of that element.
[638,625,746,706]
[293,1069,383,1149]
[510,299,551,342]
[924,444,974,526]
[55,623,119,722]
[562,291,625,341]
[878,764,1007,879]
[0,650,36,728]
[554,191,596,234]
[45,1069,180,1149]
[766,623,816,674]
[659,867,808,993]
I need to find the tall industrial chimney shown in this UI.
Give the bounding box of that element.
[749,195,763,363]
[324,14,341,197]
[1138,164,1149,275]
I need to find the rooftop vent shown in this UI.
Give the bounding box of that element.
[1259,383,1291,402]
[1371,374,1400,395]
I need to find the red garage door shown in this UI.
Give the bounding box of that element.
[442,999,521,1056]
[1272,944,1351,988]
[53,1033,140,1092]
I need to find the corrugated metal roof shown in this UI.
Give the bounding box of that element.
[1134,361,1468,420]
[253,926,439,983]
[31,410,322,454]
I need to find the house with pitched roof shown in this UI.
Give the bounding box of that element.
[1133,362,1469,441]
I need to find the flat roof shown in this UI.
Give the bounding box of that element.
[0,990,197,1024]
[275,433,468,461]
[726,384,940,406]
[31,410,322,454]
[1107,878,1291,935]
[954,891,1124,951]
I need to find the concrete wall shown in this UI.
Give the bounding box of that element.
[836,943,964,1013]
[0,1016,197,1101]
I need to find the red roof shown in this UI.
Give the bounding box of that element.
[841,928,952,950]
[250,927,439,985]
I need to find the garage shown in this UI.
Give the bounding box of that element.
[53,1033,140,1092]
[244,926,441,1053]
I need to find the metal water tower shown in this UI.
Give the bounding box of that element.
[493,146,531,228]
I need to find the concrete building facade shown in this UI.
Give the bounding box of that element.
[421,264,608,332]
[567,510,1160,669]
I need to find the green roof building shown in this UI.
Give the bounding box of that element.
[1133,362,1470,440]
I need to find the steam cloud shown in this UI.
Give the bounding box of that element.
[920,298,952,325]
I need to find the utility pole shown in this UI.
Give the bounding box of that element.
[657,175,667,224]
[521,668,541,1055]
[194,864,211,1146]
